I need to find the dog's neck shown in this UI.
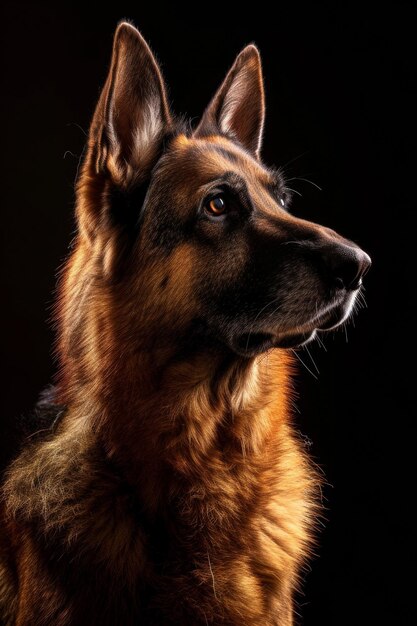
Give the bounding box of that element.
[59,339,289,512]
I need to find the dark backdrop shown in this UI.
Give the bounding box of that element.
[1,2,414,624]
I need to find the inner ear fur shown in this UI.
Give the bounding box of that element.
[194,44,265,158]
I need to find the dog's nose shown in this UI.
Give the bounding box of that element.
[322,244,371,290]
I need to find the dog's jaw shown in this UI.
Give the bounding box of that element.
[226,287,362,357]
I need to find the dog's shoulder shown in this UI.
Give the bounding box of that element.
[3,394,147,578]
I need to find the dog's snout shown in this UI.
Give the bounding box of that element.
[322,244,371,290]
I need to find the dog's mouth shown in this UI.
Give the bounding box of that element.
[232,330,315,356]
[234,331,313,354]
[230,293,356,357]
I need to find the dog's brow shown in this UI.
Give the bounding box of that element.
[210,171,249,193]
[209,145,240,165]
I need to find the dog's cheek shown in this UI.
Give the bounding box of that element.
[149,243,203,326]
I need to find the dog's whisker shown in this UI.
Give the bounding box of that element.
[67,121,88,137]
[63,150,78,160]
[291,349,318,380]
[279,150,310,171]
[358,289,368,308]
[284,186,303,197]
[286,177,322,191]
[316,333,327,351]
[303,344,320,375]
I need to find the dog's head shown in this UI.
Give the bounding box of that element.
[73,22,370,359]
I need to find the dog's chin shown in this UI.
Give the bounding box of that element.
[229,295,356,358]
[193,321,315,357]
[230,330,316,357]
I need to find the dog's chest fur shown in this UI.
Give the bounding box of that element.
[1,399,314,626]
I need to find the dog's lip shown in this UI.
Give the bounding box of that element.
[273,331,316,348]
[231,330,316,356]
[315,297,354,331]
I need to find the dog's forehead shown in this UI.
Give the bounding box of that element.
[165,134,273,189]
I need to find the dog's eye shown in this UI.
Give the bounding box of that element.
[279,191,292,210]
[205,195,227,218]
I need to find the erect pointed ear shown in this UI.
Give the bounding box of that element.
[90,22,172,187]
[194,45,265,158]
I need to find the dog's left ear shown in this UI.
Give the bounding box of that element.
[195,45,265,158]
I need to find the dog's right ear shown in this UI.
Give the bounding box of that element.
[89,22,172,187]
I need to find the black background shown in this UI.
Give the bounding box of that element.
[1,2,415,624]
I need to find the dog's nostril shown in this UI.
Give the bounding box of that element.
[323,245,371,291]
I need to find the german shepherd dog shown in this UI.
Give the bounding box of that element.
[0,22,371,626]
